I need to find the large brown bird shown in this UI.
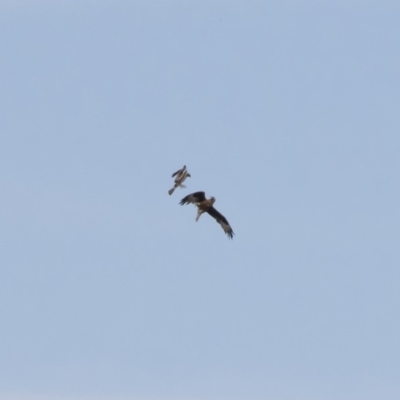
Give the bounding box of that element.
[168,165,191,195]
[180,191,234,239]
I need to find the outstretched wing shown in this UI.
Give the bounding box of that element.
[172,165,186,178]
[180,191,206,205]
[207,206,235,239]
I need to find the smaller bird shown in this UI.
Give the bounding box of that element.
[180,191,234,239]
[168,165,191,195]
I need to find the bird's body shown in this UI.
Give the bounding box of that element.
[180,191,234,239]
[168,165,191,195]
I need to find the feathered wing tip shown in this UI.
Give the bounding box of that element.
[179,191,206,205]
[225,227,235,239]
[220,222,235,239]
[207,207,235,239]
[218,219,234,239]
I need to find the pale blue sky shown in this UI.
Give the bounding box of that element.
[1,1,400,399]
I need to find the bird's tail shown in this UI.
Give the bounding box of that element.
[168,186,175,195]
[196,209,203,222]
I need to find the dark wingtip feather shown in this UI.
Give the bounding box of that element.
[179,195,189,205]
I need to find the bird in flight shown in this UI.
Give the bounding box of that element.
[180,191,234,239]
[168,165,191,195]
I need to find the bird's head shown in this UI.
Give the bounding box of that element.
[210,196,216,205]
